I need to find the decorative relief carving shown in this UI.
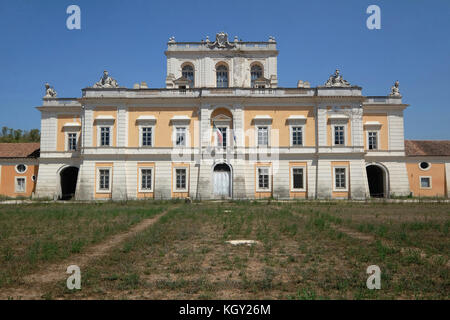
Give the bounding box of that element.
[207,32,236,49]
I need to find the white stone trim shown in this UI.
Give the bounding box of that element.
[95,115,115,121]
[136,115,157,122]
[253,115,272,121]
[138,167,154,192]
[170,115,191,122]
[290,166,306,192]
[15,164,28,174]
[63,122,82,128]
[418,162,431,171]
[287,115,306,121]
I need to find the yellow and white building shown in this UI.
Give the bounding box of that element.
[30,33,450,200]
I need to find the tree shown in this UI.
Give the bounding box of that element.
[0,127,40,143]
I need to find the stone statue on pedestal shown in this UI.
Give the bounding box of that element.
[324,69,351,87]
[93,70,119,88]
[389,80,401,96]
[44,83,57,98]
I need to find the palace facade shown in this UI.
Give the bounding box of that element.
[19,33,449,200]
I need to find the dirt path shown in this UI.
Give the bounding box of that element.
[0,210,171,300]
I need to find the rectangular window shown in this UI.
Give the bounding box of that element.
[142,127,152,147]
[292,127,303,146]
[175,127,186,147]
[175,168,187,190]
[292,167,305,190]
[217,127,227,147]
[334,126,345,145]
[100,127,111,146]
[68,133,77,151]
[140,168,153,191]
[15,177,26,193]
[368,131,378,150]
[334,167,347,189]
[420,177,431,189]
[257,126,269,146]
[258,167,270,190]
[99,169,110,191]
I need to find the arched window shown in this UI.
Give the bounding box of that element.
[251,64,263,88]
[216,65,228,88]
[182,65,194,87]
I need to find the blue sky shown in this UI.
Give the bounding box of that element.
[0,0,449,139]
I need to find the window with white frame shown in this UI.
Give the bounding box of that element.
[68,133,77,151]
[257,167,271,191]
[291,126,303,146]
[139,168,153,192]
[291,167,306,191]
[98,168,111,192]
[100,127,111,146]
[141,127,153,147]
[334,167,347,190]
[420,176,431,189]
[174,168,188,191]
[216,65,229,88]
[368,131,378,150]
[334,125,345,146]
[15,177,26,193]
[250,64,263,88]
[257,126,269,146]
[175,127,187,147]
[182,64,194,87]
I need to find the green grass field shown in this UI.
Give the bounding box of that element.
[0,201,448,299]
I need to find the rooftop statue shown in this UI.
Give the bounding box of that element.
[93,70,119,88]
[44,83,57,98]
[324,69,351,87]
[389,80,401,97]
[207,32,236,49]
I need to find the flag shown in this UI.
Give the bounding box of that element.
[214,124,223,145]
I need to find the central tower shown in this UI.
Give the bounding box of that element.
[164,32,278,89]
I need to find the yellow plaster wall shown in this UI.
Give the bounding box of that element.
[243,107,315,147]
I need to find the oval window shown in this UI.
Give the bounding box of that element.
[16,164,27,173]
[419,162,430,170]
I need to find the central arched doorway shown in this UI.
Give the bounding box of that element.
[213,163,231,198]
[366,164,388,198]
[60,166,79,200]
